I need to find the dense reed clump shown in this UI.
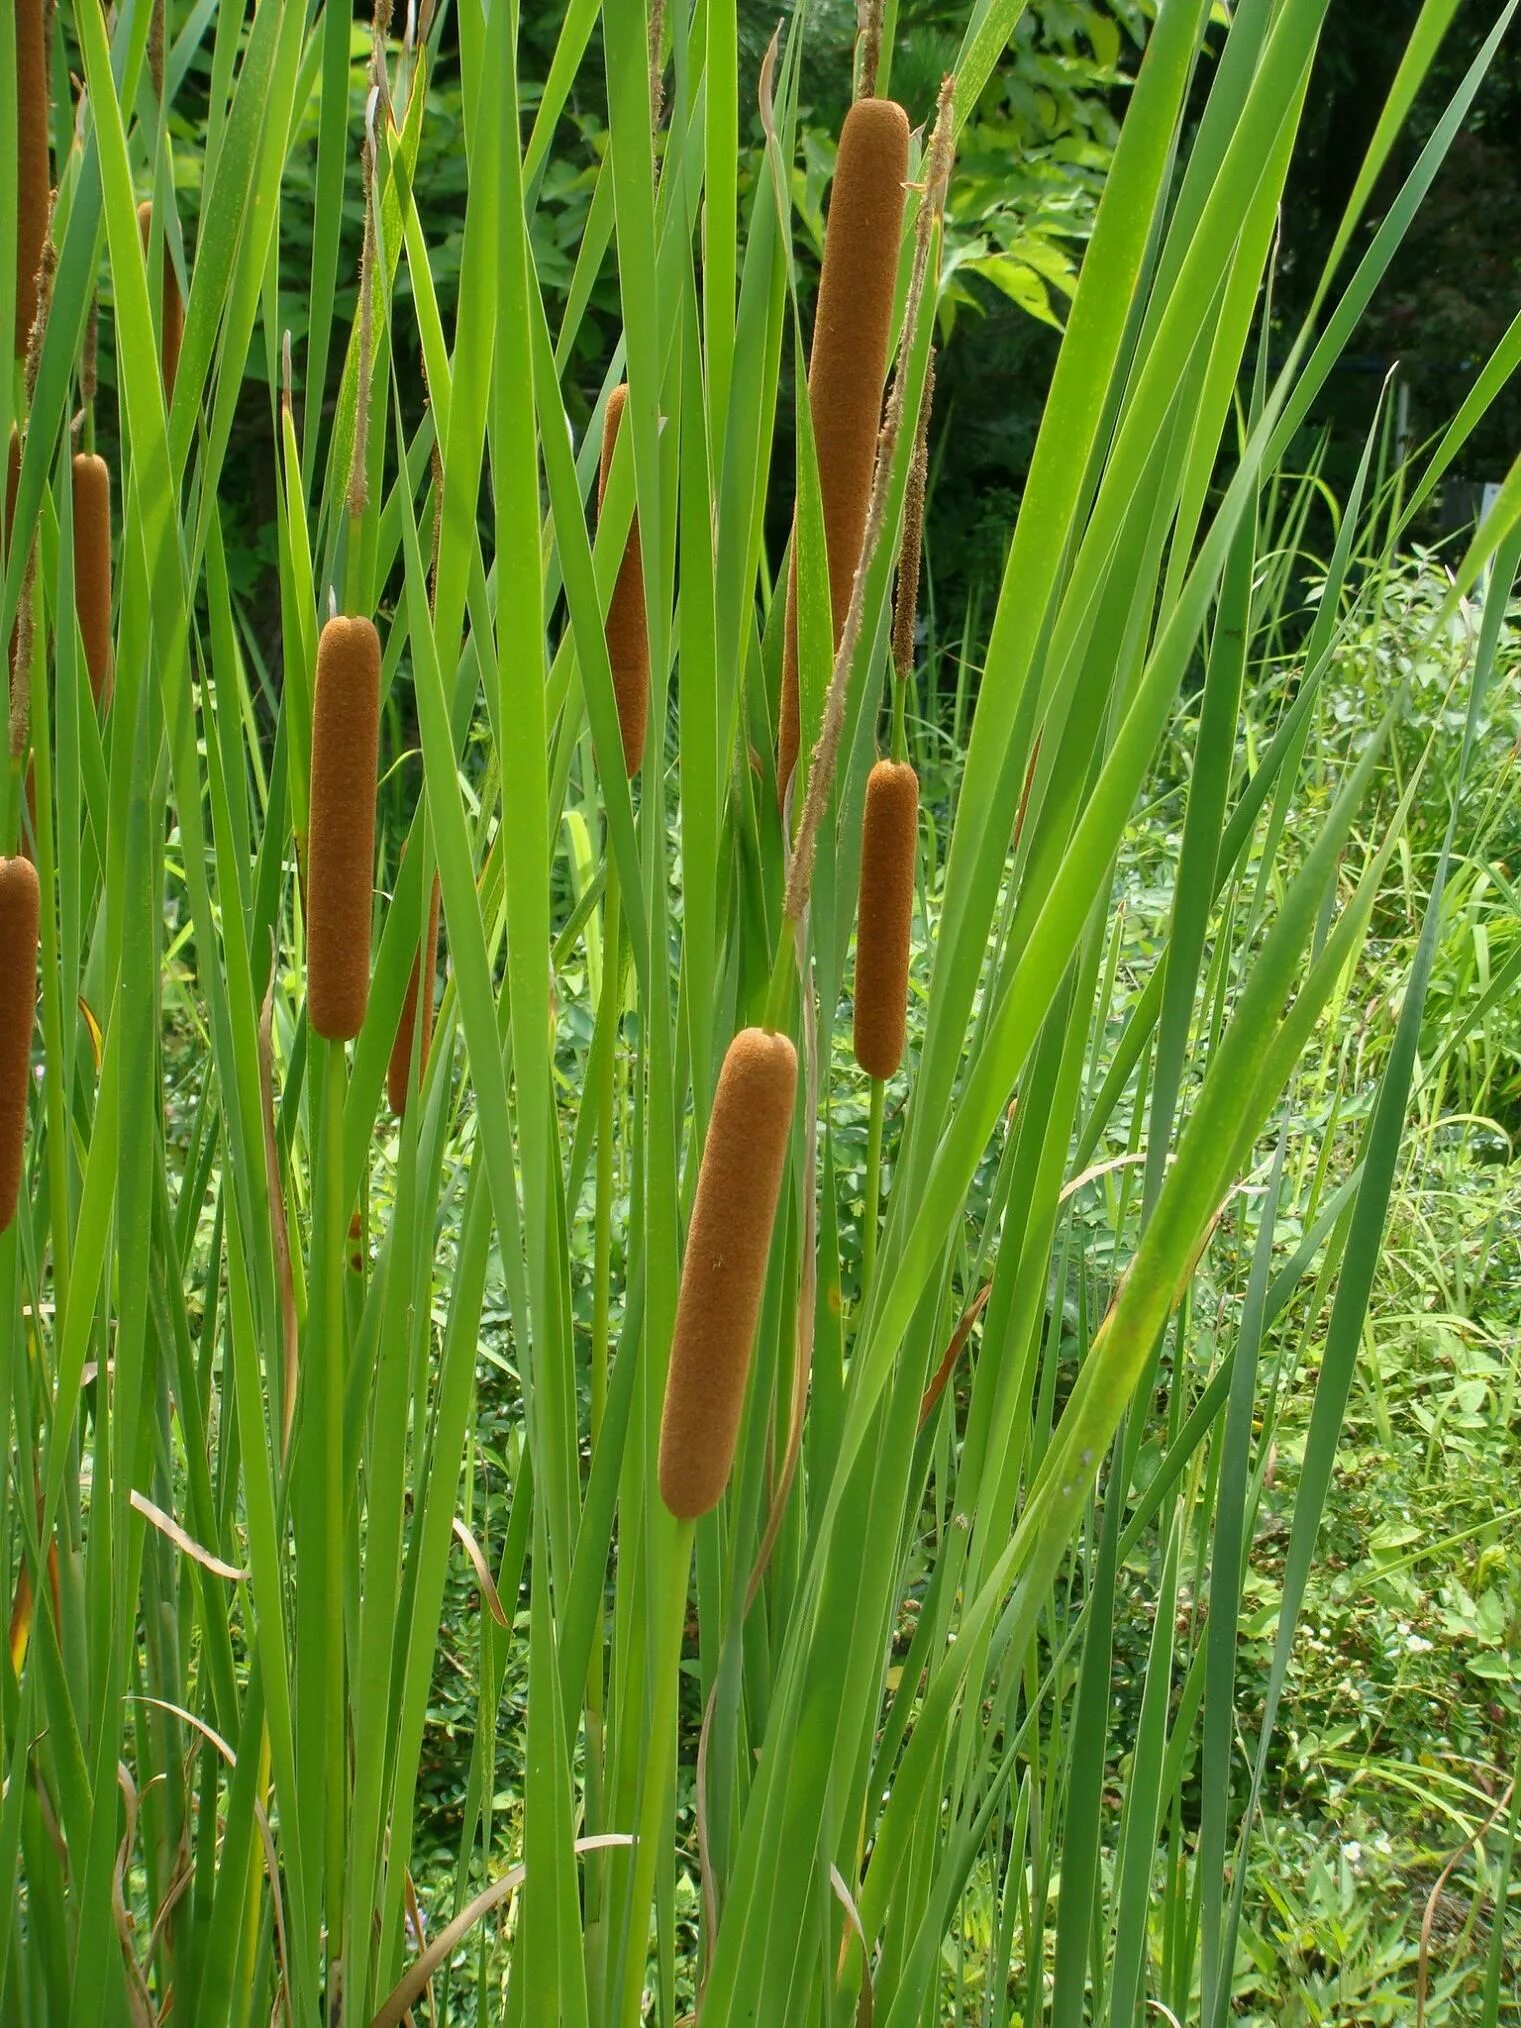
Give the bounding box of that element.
[306,615,381,1041]
[0,858,40,1234]
[658,1027,798,1519]
[853,759,919,1079]
[777,97,909,802]
[137,199,184,399]
[596,384,650,777]
[388,868,442,1115]
[71,453,114,707]
[13,0,48,360]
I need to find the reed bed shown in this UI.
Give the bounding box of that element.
[0,5,1516,2025]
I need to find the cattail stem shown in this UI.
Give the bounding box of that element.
[583,849,620,1929]
[314,1038,349,1985]
[590,856,620,1458]
[861,1073,885,1298]
[616,1519,692,2028]
[890,664,908,763]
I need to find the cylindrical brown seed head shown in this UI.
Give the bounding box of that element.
[387,868,442,1116]
[0,857,40,1233]
[137,199,184,400]
[307,616,381,1041]
[72,453,113,708]
[14,0,49,361]
[596,385,650,778]
[778,98,910,801]
[659,1027,798,1520]
[853,759,918,1080]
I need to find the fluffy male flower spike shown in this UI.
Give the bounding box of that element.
[307,616,382,1041]
[777,97,909,803]
[72,453,114,708]
[14,0,49,361]
[596,384,651,778]
[0,858,40,1234]
[853,759,919,1080]
[658,1027,798,1520]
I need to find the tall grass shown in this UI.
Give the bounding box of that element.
[0,1,1518,2023]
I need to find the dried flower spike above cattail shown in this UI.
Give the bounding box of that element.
[13,0,49,361]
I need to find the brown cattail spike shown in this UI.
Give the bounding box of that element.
[0,857,40,1234]
[388,868,442,1116]
[14,0,49,361]
[72,453,113,708]
[596,385,650,778]
[658,1027,798,1520]
[137,199,183,401]
[778,98,909,802]
[307,616,382,1041]
[853,759,918,1079]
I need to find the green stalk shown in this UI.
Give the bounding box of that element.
[319,1036,348,1993]
[584,850,620,1959]
[618,1518,693,2028]
[762,921,794,1036]
[861,1075,885,1304]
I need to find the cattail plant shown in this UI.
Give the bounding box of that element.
[853,354,932,1081]
[596,384,650,778]
[71,453,113,708]
[0,857,39,1234]
[777,96,909,801]
[658,1026,798,1518]
[852,759,919,1079]
[306,616,381,1041]
[137,199,184,399]
[13,0,48,360]
[387,867,442,1115]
